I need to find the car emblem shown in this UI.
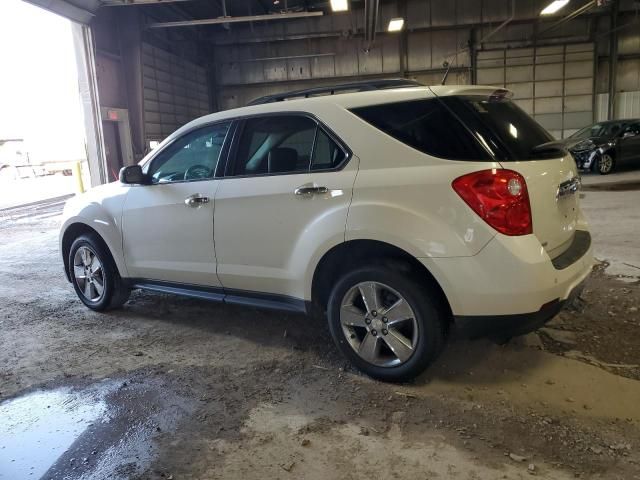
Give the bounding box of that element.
[556,176,581,200]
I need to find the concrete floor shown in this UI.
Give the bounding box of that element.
[0,172,639,480]
[0,174,75,209]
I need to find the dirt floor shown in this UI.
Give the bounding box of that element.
[1,178,640,480]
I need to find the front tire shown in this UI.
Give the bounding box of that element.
[69,233,130,311]
[597,152,615,175]
[327,266,445,382]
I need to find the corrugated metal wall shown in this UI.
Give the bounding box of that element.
[477,43,594,139]
[596,91,640,121]
[595,12,640,123]
[206,0,640,127]
[126,0,640,141]
[212,0,490,109]
[141,43,210,143]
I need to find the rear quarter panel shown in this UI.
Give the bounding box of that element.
[311,103,500,259]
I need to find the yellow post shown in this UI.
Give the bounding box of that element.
[72,161,85,194]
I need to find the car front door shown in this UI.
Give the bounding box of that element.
[619,122,640,164]
[121,121,231,286]
[213,114,357,301]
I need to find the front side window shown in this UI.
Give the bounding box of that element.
[623,122,640,136]
[147,122,231,183]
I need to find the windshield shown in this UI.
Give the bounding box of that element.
[570,122,625,140]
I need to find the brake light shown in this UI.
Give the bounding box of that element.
[452,169,532,236]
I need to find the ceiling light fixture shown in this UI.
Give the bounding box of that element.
[330,0,349,12]
[540,0,570,15]
[387,17,404,32]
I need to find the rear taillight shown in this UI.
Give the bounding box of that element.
[452,169,532,236]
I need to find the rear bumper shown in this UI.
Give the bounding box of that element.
[421,227,594,319]
[454,278,585,338]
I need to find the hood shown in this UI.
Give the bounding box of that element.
[562,137,614,152]
[567,138,595,152]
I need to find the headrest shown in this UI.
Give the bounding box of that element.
[268,148,298,173]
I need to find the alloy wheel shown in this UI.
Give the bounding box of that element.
[599,154,613,174]
[73,246,105,302]
[340,281,419,367]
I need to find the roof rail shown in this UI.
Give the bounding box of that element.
[247,78,424,106]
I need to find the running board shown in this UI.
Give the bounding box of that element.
[129,279,308,314]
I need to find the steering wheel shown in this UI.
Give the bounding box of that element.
[184,164,212,181]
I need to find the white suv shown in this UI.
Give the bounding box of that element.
[60,82,593,381]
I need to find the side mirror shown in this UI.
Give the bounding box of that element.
[119,165,149,185]
[622,131,637,139]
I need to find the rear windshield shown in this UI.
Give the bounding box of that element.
[351,96,555,162]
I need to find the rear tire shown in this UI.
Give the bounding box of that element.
[68,233,130,311]
[327,265,445,382]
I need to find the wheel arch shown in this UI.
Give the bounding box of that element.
[310,239,452,322]
[61,222,122,282]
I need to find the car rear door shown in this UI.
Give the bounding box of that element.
[213,114,357,300]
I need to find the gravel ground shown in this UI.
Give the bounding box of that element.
[1,186,639,480]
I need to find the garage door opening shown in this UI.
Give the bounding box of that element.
[0,0,88,211]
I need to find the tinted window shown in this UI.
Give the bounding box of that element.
[351,99,490,161]
[280,128,316,166]
[440,96,554,161]
[570,122,627,139]
[624,122,640,135]
[232,116,316,176]
[312,128,346,170]
[147,122,230,183]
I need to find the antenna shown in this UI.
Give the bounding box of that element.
[441,61,451,85]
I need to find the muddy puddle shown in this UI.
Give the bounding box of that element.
[0,377,192,480]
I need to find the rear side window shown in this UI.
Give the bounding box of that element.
[311,129,347,170]
[232,116,316,176]
[230,115,349,176]
[440,96,554,161]
[351,99,490,161]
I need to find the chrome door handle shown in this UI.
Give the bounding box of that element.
[294,185,329,196]
[184,194,210,207]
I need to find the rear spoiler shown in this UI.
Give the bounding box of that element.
[428,85,514,99]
